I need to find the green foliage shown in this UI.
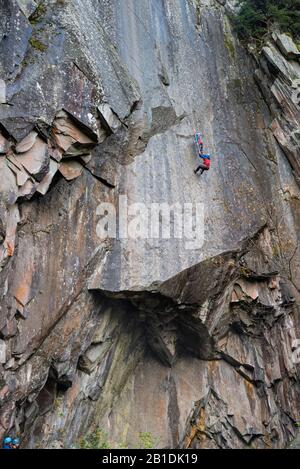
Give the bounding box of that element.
[29,2,47,25]
[233,0,300,41]
[137,432,159,449]
[78,429,160,449]
[79,428,110,449]
[117,441,129,449]
[29,37,47,52]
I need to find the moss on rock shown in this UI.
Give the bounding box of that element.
[29,37,48,52]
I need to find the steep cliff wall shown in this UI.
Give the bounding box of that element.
[0,0,300,449]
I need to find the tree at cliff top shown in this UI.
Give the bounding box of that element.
[234,0,300,41]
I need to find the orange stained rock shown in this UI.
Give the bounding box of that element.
[183,425,197,448]
[244,379,255,402]
[13,266,34,307]
[5,240,14,257]
[156,397,166,419]
[183,406,206,448]
[198,407,206,433]
[207,360,217,376]
[59,160,83,181]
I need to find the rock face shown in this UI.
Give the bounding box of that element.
[0,0,300,449]
[255,32,300,185]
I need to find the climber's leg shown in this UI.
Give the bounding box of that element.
[194,163,206,175]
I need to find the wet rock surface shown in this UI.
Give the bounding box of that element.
[0,0,300,449]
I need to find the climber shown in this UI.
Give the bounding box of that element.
[2,437,12,449]
[11,437,20,449]
[193,130,211,176]
[194,154,211,175]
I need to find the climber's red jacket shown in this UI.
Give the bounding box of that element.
[203,158,210,170]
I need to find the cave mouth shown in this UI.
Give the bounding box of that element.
[93,290,216,367]
[36,367,72,415]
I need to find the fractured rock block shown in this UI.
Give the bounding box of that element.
[13,265,35,312]
[6,156,30,187]
[3,204,20,258]
[88,384,102,401]
[18,179,39,199]
[48,145,63,162]
[52,111,96,157]
[262,45,297,83]
[78,341,111,374]
[0,131,10,154]
[4,358,15,370]
[59,160,84,181]
[53,132,75,153]
[0,157,19,205]
[271,119,300,176]
[54,113,93,142]
[276,34,300,60]
[15,130,38,154]
[14,167,30,187]
[181,386,264,449]
[78,154,92,165]
[85,148,118,188]
[98,103,121,135]
[36,158,59,195]
[0,318,18,339]
[231,280,259,302]
[15,300,28,320]
[16,136,49,182]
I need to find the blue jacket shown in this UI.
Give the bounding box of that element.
[199,153,210,159]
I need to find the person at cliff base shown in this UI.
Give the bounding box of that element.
[2,437,13,449]
[12,438,20,449]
